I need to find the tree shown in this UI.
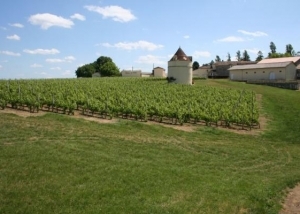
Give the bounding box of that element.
[95,56,120,77]
[75,63,96,78]
[98,61,120,77]
[242,50,251,61]
[286,44,294,55]
[256,51,264,62]
[215,55,221,62]
[192,61,200,71]
[227,53,231,62]
[236,50,241,61]
[270,42,276,54]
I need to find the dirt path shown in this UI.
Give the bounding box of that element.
[280,183,300,214]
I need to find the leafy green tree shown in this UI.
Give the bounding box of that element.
[236,50,241,61]
[227,53,231,62]
[256,51,264,62]
[95,56,113,71]
[192,61,200,70]
[95,56,120,76]
[242,50,250,61]
[75,63,96,78]
[215,55,221,62]
[286,44,294,55]
[269,42,277,57]
[98,61,120,77]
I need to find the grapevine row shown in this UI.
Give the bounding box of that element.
[0,78,259,129]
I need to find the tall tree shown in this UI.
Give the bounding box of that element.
[256,51,264,62]
[95,56,120,77]
[242,50,251,61]
[270,42,276,54]
[192,61,200,71]
[236,50,241,61]
[215,55,221,62]
[286,44,294,55]
[227,53,231,62]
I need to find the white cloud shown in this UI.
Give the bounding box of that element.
[28,13,74,29]
[0,65,2,69]
[238,30,268,37]
[135,55,165,64]
[40,72,47,75]
[46,59,65,63]
[0,26,7,30]
[23,48,60,55]
[102,41,163,51]
[1,51,21,56]
[50,67,61,70]
[193,51,211,58]
[9,23,24,28]
[64,56,76,62]
[183,35,190,39]
[216,36,245,42]
[84,5,136,22]
[245,48,262,54]
[70,13,86,21]
[62,70,72,76]
[7,34,20,41]
[30,63,43,68]
[46,56,76,63]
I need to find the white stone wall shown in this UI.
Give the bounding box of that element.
[193,68,208,78]
[122,70,141,77]
[168,61,192,85]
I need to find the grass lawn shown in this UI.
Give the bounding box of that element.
[0,79,300,213]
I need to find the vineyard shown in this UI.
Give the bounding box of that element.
[0,78,259,129]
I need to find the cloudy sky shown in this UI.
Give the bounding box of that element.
[0,0,299,79]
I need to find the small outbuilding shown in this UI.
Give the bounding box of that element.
[153,67,166,77]
[168,47,193,85]
[229,62,296,81]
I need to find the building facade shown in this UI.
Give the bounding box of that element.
[153,67,166,77]
[121,70,142,77]
[229,62,296,81]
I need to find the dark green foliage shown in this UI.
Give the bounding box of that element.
[227,53,231,61]
[285,44,294,55]
[270,41,276,54]
[192,61,200,71]
[241,50,250,61]
[256,51,264,62]
[236,50,241,61]
[75,56,120,78]
[75,63,96,78]
[215,55,221,62]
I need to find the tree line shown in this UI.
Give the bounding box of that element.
[193,42,299,70]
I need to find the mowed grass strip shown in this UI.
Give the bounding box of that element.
[0,79,300,214]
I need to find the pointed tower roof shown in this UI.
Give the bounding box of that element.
[169,47,192,61]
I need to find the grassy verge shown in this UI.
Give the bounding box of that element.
[0,79,300,213]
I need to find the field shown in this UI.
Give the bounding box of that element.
[0,79,300,213]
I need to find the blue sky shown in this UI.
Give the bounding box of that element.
[0,0,299,79]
